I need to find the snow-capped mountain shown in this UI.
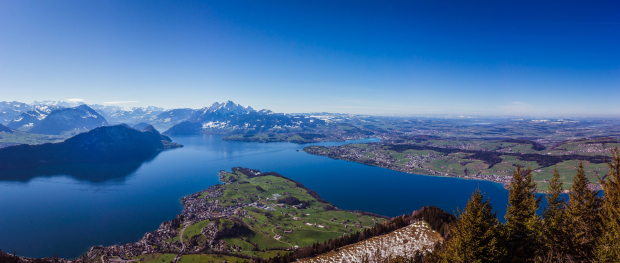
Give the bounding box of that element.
[88,104,122,117]
[32,100,84,108]
[154,108,197,122]
[92,106,164,124]
[164,101,325,135]
[257,109,274,115]
[1,100,86,126]
[29,105,108,135]
[0,101,31,124]
[1,101,195,133]
[7,105,65,131]
[188,101,255,123]
[146,108,197,130]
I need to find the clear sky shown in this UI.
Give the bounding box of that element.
[0,1,618,116]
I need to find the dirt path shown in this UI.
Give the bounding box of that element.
[271,227,293,247]
[179,224,190,251]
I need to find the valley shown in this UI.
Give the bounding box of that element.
[4,2,618,262]
[303,136,619,191]
[1,99,619,260]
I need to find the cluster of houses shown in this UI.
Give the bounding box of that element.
[305,143,521,187]
[304,144,443,176]
[74,174,276,261]
[566,143,616,154]
[249,201,275,211]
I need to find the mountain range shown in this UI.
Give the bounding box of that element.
[0,100,336,138]
[91,105,164,123]
[7,104,65,131]
[0,101,30,124]
[0,124,181,171]
[164,101,326,135]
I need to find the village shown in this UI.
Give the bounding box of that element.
[70,174,258,262]
[303,144,517,187]
[41,168,383,263]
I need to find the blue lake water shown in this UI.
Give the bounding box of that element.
[0,135,551,258]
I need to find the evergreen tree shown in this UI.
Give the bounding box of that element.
[504,166,542,262]
[594,147,620,262]
[539,167,570,261]
[439,189,506,263]
[565,162,601,261]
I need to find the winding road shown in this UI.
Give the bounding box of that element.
[179,224,190,251]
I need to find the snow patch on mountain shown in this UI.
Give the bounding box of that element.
[202,121,229,129]
[299,221,441,263]
[29,105,108,135]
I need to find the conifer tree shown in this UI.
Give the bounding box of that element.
[565,162,601,261]
[439,189,506,263]
[594,147,620,262]
[539,167,570,261]
[504,166,542,262]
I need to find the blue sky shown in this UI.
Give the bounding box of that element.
[0,1,618,116]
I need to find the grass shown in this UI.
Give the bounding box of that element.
[234,250,288,258]
[204,170,386,253]
[531,160,607,190]
[312,140,614,189]
[0,131,69,145]
[164,225,184,243]
[218,218,235,231]
[135,253,176,263]
[178,254,249,263]
[183,220,213,243]
[222,237,257,251]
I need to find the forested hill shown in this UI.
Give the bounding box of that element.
[0,125,181,171]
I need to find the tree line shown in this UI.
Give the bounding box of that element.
[424,147,620,262]
[388,143,609,168]
[263,147,620,263]
[263,206,455,263]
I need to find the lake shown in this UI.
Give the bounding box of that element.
[0,135,546,258]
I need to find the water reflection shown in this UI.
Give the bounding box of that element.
[0,152,161,183]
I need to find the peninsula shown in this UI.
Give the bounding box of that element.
[60,167,392,262]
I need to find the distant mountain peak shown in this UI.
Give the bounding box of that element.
[76,104,92,110]
[6,104,65,130]
[188,101,256,124]
[164,101,326,135]
[206,101,253,115]
[29,105,108,135]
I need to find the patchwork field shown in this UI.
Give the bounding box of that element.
[304,137,617,192]
[203,168,386,254]
[0,131,68,146]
